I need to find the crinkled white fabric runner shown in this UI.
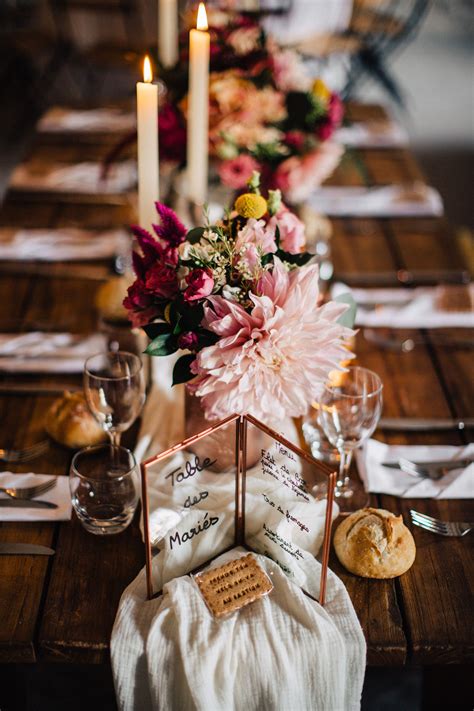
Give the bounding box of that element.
[111,356,366,710]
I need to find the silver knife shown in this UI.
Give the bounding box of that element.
[0,499,57,509]
[378,417,474,431]
[382,457,474,470]
[0,542,55,555]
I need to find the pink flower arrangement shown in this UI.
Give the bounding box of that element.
[125,174,354,424]
[218,154,260,190]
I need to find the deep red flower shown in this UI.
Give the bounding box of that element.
[177,331,200,351]
[145,262,179,299]
[284,130,306,152]
[158,103,186,163]
[183,269,214,302]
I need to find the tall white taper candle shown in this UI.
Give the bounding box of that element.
[136,56,159,232]
[158,0,178,68]
[187,3,210,206]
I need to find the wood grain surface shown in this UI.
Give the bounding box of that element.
[0,104,472,668]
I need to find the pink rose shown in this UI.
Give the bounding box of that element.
[184,269,214,302]
[218,154,260,190]
[145,263,179,299]
[268,206,306,254]
[328,93,344,127]
[235,218,277,255]
[274,143,343,203]
[178,331,199,351]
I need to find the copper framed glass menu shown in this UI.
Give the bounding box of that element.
[140,414,337,606]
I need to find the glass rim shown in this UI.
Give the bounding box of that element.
[323,365,384,399]
[71,443,137,482]
[84,350,143,381]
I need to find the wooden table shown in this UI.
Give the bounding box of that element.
[0,106,472,690]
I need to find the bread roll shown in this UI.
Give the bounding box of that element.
[334,507,416,579]
[45,392,107,449]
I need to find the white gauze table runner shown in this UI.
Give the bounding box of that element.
[111,356,366,711]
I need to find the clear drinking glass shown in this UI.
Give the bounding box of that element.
[70,444,139,535]
[84,351,145,446]
[313,366,383,513]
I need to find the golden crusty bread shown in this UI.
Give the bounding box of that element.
[45,392,107,449]
[333,507,416,579]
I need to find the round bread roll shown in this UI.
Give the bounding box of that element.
[45,392,107,449]
[334,508,416,579]
[95,275,131,322]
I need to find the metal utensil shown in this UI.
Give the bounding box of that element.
[336,269,470,287]
[410,510,473,537]
[382,457,473,470]
[0,478,56,500]
[378,417,474,431]
[0,542,55,555]
[0,499,57,509]
[397,457,464,480]
[0,440,49,462]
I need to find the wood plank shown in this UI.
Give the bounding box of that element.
[331,218,397,278]
[38,513,144,663]
[388,219,470,274]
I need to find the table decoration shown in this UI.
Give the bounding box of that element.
[123,172,354,435]
[137,56,160,231]
[158,0,179,69]
[187,2,210,205]
[357,441,474,499]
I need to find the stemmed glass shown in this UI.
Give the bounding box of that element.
[84,351,146,447]
[313,366,383,514]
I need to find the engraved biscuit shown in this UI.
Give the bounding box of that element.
[195,554,273,618]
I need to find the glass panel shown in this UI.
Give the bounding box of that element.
[243,417,334,596]
[142,417,239,595]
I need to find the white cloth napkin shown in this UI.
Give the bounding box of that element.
[38,107,135,133]
[112,547,366,711]
[0,332,106,373]
[331,284,474,328]
[309,184,443,217]
[0,473,72,521]
[356,440,474,499]
[10,161,137,194]
[0,228,129,262]
[334,120,408,148]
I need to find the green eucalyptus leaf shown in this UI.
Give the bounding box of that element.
[145,332,177,356]
[143,321,171,340]
[186,227,205,244]
[334,293,357,328]
[172,353,196,385]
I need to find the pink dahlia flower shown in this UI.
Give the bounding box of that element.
[188,258,353,423]
[218,154,260,190]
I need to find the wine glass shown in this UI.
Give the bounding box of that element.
[84,351,146,446]
[313,366,383,514]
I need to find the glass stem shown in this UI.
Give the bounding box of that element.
[337,448,353,490]
[108,431,121,448]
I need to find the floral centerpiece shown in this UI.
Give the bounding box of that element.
[124,173,353,425]
[106,9,344,204]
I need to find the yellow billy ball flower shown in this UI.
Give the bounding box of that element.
[312,78,330,105]
[234,193,267,219]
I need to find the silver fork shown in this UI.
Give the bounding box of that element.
[0,440,49,463]
[410,510,473,537]
[0,478,56,500]
[398,457,469,480]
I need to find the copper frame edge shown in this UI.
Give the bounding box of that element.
[319,469,337,606]
[141,462,154,601]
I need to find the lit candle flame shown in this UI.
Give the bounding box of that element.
[196,2,208,31]
[143,55,153,83]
